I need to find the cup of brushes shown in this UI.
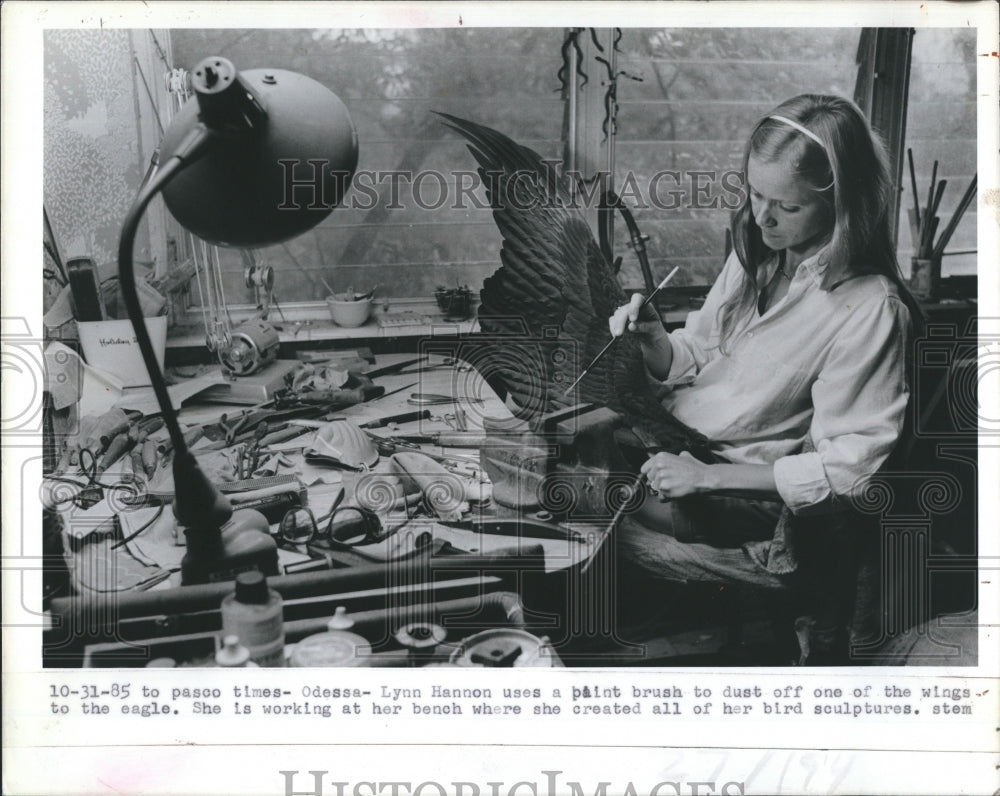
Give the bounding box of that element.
[906,150,978,299]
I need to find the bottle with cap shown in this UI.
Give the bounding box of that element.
[220,571,285,667]
[289,607,372,667]
[215,635,259,668]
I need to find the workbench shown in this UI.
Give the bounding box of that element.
[43,351,619,668]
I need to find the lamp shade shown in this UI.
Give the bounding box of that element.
[157,58,359,248]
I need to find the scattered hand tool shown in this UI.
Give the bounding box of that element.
[280,384,385,406]
[407,393,484,406]
[362,356,428,380]
[393,432,487,448]
[128,427,147,477]
[563,266,679,396]
[141,437,159,478]
[237,437,264,480]
[258,424,312,447]
[364,431,478,467]
[99,419,137,453]
[359,409,432,429]
[97,428,136,473]
[365,381,418,402]
[389,451,470,521]
[437,517,586,543]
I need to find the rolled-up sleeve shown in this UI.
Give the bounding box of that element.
[657,252,743,387]
[773,293,911,515]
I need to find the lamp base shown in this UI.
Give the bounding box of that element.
[199,359,302,404]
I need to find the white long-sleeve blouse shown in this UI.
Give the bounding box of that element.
[656,249,912,515]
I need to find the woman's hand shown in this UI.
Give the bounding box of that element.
[641,451,711,500]
[609,293,674,379]
[609,293,663,339]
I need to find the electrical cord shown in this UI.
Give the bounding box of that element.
[46,448,146,509]
[111,503,166,551]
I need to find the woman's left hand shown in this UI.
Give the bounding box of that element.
[640,451,711,500]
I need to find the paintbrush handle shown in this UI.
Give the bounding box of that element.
[919,175,948,258]
[932,174,977,259]
[925,160,938,221]
[907,148,921,224]
[563,267,680,395]
[641,266,681,307]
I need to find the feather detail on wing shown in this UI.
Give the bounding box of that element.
[435,112,710,456]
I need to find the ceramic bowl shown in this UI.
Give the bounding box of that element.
[326,296,374,328]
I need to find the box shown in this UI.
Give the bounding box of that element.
[77,316,167,388]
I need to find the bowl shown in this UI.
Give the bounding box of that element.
[326,296,373,328]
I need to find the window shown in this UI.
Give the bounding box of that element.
[169,29,567,315]
[610,28,862,289]
[45,26,975,335]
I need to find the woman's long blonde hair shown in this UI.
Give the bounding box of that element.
[719,94,920,349]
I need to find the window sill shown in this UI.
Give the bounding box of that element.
[166,297,480,349]
[165,297,695,350]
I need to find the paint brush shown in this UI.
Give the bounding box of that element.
[920,178,948,258]
[907,148,921,226]
[563,266,679,396]
[918,161,940,257]
[932,174,978,259]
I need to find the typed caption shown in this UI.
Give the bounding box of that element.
[44,677,982,721]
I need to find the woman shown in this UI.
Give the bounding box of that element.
[609,94,920,594]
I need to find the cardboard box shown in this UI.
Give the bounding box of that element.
[77,316,167,388]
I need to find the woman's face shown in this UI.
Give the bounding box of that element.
[747,154,832,263]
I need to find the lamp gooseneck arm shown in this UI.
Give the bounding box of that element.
[117,125,232,528]
[117,126,213,455]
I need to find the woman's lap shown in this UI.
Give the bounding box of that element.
[616,494,789,589]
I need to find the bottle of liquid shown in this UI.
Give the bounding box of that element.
[220,571,285,667]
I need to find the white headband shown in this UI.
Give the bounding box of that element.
[769,114,824,148]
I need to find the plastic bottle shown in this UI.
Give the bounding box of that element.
[220,571,285,667]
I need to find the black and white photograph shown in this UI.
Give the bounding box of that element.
[3,2,998,794]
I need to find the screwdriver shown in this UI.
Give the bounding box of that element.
[563,267,679,396]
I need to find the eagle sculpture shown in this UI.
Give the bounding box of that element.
[436,113,711,460]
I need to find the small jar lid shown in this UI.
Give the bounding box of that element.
[327,606,354,630]
[234,571,269,604]
[216,635,251,667]
[290,631,371,667]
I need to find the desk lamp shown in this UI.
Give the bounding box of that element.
[118,57,358,583]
